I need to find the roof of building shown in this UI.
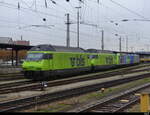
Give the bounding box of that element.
[0,43,33,50]
[0,37,13,44]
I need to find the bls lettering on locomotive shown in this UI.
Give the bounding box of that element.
[70,56,85,67]
[106,56,113,64]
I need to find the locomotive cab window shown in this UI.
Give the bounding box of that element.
[26,53,44,61]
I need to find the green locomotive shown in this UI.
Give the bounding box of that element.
[22,44,139,80]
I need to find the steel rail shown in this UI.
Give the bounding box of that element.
[0,72,22,76]
[0,72,150,112]
[0,65,150,94]
[72,84,149,112]
[113,98,139,112]
[0,80,33,89]
[0,73,24,81]
[0,64,149,94]
[0,76,24,81]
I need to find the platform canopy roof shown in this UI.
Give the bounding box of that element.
[135,51,150,55]
[0,43,33,50]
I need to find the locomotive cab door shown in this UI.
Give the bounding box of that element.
[43,53,53,70]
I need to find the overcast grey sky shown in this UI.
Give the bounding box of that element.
[0,0,150,52]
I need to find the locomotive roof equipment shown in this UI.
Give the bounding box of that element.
[30,44,85,53]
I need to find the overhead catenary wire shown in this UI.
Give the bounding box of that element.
[0,0,144,38]
[86,0,142,40]
[84,0,123,34]
[0,1,65,19]
[74,0,129,50]
[0,0,102,37]
[109,0,148,20]
[0,9,95,38]
[0,0,149,51]
[20,0,78,22]
[0,1,76,31]
[20,0,35,9]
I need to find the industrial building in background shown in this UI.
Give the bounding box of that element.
[0,37,30,66]
[0,37,30,46]
[13,40,30,46]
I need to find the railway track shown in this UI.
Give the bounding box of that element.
[0,73,24,81]
[0,63,147,83]
[0,72,21,76]
[0,80,33,89]
[73,83,147,112]
[0,70,150,112]
[0,64,150,94]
